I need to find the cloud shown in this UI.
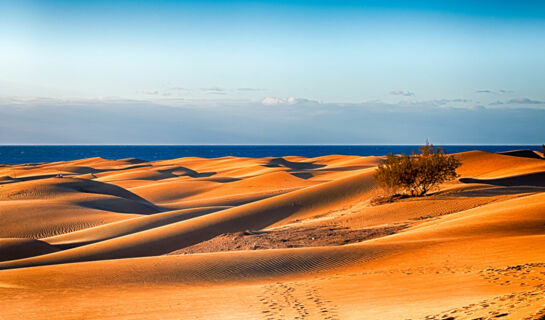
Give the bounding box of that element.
[143,86,267,97]
[145,87,188,96]
[490,97,545,105]
[475,89,513,94]
[397,98,471,107]
[1,97,543,144]
[237,88,265,92]
[470,105,487,111]
[199,87,227,95]
[167,87,189,91]
[450,98,471,103]
[390,90,415,97]
[261,97,319,105]
[201,86,225,92]
[475,90,494,94]
[507,97,545,104]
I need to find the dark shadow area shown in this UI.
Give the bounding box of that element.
[460,172,545,187]
[77,198,160,214]
[439,186,545,198]
[64,179,157,204]
[52,241,95,250]
[290,172,314,179]
[118,158,148,164]
[11,174,59,181]
[264,157,325,170]
[157,167,215,178]
[61,164,152,175]
[498,149,544,160]
[0,239,60,262]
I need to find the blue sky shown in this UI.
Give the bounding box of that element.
[1,1,544,144]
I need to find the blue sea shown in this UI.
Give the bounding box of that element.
[0,145,541,165]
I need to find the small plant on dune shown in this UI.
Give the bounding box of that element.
[374,141,461,198]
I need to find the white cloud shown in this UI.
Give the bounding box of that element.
[397,98,471,107]
[167,87,188,91]
[475,89,513,94]
[507,97,545,104]
[489,100,504,105]
[201,86,225,92]
[237,87,265,92]
[1,96,543,144]
[390,90,415,97]
[261,97,319,105]
[489,97,545,105]
[470,105,487,111]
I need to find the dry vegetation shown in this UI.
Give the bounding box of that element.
[374,142,461,197]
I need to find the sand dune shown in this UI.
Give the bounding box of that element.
[456,150,545,178]
[0,200,142,238]
[43,206,230,248]
[0,168,377,269]
[1,150,545,319]
[0,177,156,203]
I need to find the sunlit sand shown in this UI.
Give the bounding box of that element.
[1,150,544,319]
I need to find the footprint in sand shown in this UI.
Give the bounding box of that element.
[258,282,340,320]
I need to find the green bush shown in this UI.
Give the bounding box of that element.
[374,142,461,197]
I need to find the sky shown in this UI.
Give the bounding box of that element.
[1,0,544,144]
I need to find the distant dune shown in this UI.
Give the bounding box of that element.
[1,150,545,319]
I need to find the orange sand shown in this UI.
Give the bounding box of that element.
[0,150,544,319]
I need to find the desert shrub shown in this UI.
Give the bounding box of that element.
[374,142,461,197]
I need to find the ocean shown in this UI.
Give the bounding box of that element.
[0,145,541,165]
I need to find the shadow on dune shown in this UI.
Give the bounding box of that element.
[56,164,153,175]
[195,176,241,183]
[12,174,60,182]
[0,239,60,262]
[443,186,545,198]
[77,198,160,214]
[265,158,325,170]
[62,179,162,214]
[290,172,315,179]
[157,167,215,178]
[64,179,156,203]
[118,158,148,164]
[460,172,545,187]
[498,150,544,160]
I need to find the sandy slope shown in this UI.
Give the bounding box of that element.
[0,150,544,319]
